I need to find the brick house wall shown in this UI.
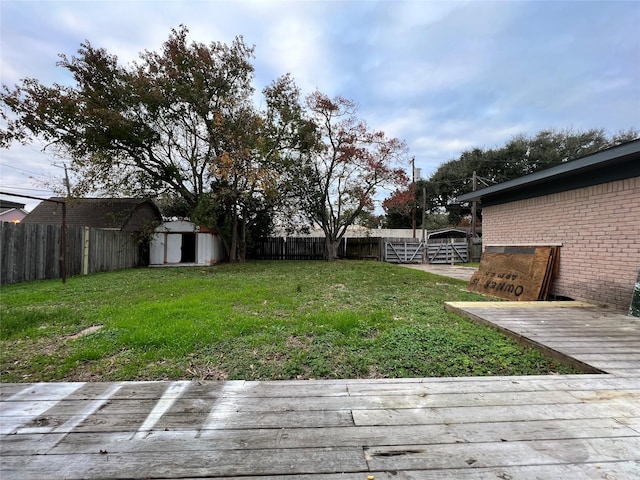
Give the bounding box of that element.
[482,176,640,310]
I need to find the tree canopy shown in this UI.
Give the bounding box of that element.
[1,26,409,261]
[1,27,316,261]
[384,128,639,228]
[292,92,408,259]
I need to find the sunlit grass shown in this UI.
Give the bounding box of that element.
[0,261,579,382]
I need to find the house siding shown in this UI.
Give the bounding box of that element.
[0,209,27,223]
[482,176,640,310]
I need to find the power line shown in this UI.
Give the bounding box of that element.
[0,163,46,176]
[0,186,55,193]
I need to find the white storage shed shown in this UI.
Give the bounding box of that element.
[150,220,224,266]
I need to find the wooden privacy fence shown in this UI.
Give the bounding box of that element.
[344,237,383,260]
[253,237,378,261]
[1,222,142,284]
[252,237,330,260]
[252,237,424,261]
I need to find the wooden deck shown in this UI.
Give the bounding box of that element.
[446,301,640,377]
[2,302,639,479]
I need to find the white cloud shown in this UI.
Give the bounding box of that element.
[1,0,638,208]
[261,12,330,92]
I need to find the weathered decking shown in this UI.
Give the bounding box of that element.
[1,302,639,479]
[446,301,640,377]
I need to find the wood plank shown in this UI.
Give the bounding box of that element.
[2,409,355,434]
[572,360,640,369]
[364,437,640,471]
[346,375,637,395]
[2,418,627,456]
[521,337,640,345]
[560,346,640,354]
[604,369,640,377]
[447,301,595,308]
[176,462,640,480]
[0,383,87,435]
[570,390,640,403]
[3,375,609,401]
[0,446,368,480]
[183,380,349,398]
[6,387,637,433]
[353,401,640,426]
[0,384,31,399]
[617,417,640,434]
[0,390,583,424]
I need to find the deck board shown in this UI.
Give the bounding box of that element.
[2,302,640,479]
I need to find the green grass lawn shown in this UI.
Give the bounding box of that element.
[0,261,578,382]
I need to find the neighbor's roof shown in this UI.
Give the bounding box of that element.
[22,197,161,230]
[0,199,27,212]
[456,138,640,206]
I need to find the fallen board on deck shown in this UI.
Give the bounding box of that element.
[468,245,560,301]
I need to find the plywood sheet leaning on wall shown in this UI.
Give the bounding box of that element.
[467,246,560,301]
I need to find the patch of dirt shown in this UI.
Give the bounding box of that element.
[185,363,229,381]
[286,335,312,349]
[67,325,103,341]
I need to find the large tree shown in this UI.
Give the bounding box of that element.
[295,92,408,260]
[1,26,308,261]
[388,128,638,227]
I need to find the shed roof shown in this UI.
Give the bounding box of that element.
[456,138,640,206]
[22,197,162,231]
[427,228,469,239]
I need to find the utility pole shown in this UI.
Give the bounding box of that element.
[421,185,427,242]
[411,157,416,239]
[471,170,477,241]
[63,164,71,196]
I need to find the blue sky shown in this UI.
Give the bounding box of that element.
[1,0,639,211]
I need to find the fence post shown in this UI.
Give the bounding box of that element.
[83,226,90,275]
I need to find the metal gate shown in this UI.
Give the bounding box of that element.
[384,241,425,263]
[427,241,469,264]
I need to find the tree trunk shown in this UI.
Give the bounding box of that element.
[237,213,246,262]
[229,199,238,262]
[325,237,340,261]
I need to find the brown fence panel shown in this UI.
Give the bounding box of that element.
[1,222,142,284]
[1,222,64,283]
[252,237,331,260]
[67,226,84,277]
[344,237,382,260]
[284,237,326,260]
[252,237,285,260]
[88,229,140,274]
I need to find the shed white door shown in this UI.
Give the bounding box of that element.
[166,234,183,263]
